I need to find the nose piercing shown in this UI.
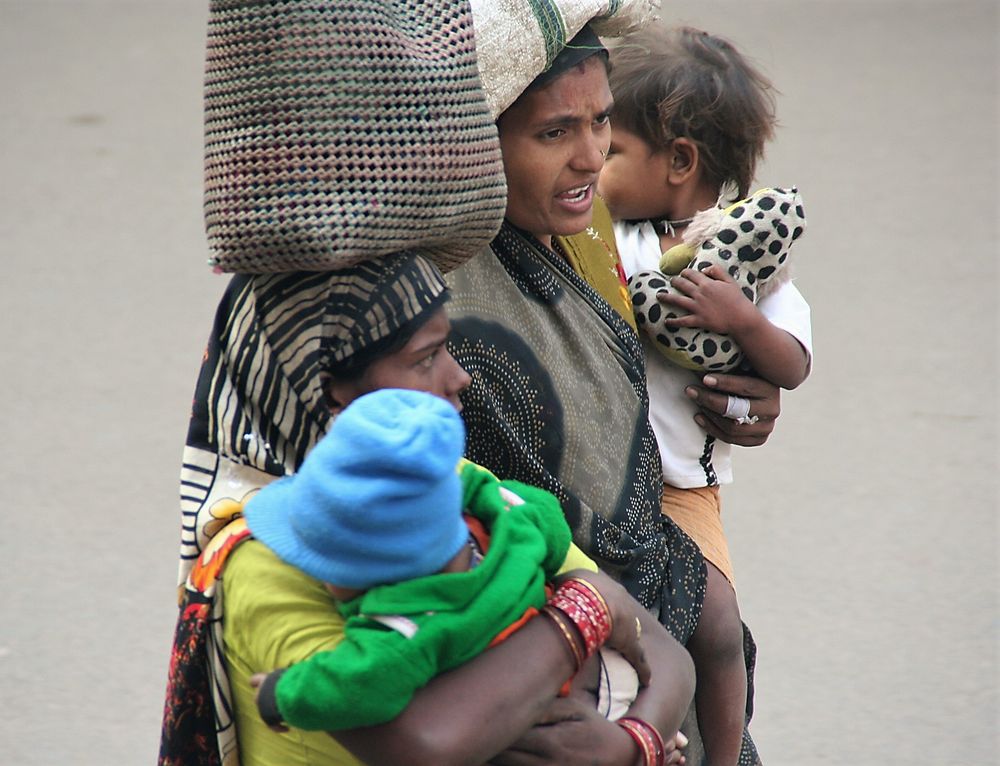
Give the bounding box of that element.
[600,149,607,158]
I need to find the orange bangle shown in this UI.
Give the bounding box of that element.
[541,604,584,671]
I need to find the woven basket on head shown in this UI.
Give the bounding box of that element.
[204,0,507,274]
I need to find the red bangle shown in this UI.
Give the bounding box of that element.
[563,577,613,633]
[617,717,666,766]
[547,578,612,658]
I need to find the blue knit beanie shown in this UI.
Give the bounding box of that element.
[245,389,468,589]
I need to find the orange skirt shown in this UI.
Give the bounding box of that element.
[660,484,735,587]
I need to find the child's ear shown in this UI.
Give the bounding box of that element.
[667,138,700,184]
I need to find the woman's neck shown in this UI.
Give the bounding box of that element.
[503,219,557,255]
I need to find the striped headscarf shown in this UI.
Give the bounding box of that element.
[177,254,447,585]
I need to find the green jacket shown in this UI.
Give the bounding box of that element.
[259,460,572,731]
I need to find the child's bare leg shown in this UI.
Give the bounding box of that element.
[687,562,746,765]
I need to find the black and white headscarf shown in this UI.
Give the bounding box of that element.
[177,254,448,584]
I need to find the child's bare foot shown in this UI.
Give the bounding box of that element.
[665,730,689,765]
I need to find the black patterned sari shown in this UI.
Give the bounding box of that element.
[447,222,706,641]
[447,221,761,765]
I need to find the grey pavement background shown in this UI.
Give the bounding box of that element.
[0,1,996,764]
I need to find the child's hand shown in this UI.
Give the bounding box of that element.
[657,264,758,336]
[250,672,290,733]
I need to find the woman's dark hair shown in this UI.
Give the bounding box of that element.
[608,26,777,198]
[324,291,450,384]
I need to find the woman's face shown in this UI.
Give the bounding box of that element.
[497,56,613,249]
[331,307,471,412]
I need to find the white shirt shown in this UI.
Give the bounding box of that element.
[615,220,813,487]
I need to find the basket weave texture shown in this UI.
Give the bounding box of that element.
[204,0,507,274]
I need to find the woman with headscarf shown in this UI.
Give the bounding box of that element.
[445,15,779,766]
[160,255,694,766]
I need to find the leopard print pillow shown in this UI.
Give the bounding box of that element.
[628,187,806,372]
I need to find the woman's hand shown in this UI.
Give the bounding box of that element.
[488,697,638,766]
[685,372,780,447]
[488,699,691,765]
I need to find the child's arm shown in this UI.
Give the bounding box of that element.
[250,626,431,732]
[659,264,810,389]
[251,670,290,732]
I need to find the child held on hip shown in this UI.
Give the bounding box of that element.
[598,25,814,766]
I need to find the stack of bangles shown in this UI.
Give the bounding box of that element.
[617,716,667,766]
[541,577,612,671]
[541,578,666,766]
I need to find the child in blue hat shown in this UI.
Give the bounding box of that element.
[245,388,635,731]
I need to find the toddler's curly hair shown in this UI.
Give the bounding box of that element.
[608,26,777,199]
